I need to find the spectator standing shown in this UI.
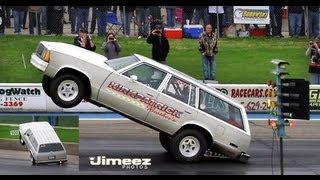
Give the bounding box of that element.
[270,6,284,37]
[166,6,176,28]
[74,28,96,51]
[11,6,26,34]
[28,6,41,35]
[288,6,304,37]
[198,24,218,80]
[120,6,135,37]
[146,24,170,64]
[41,6,47,31]
[4,6,11,28]
[76,6,89,32]
[0,6,5,35]
[46,6,64,35]
[181,6,194,25]
[208,6,224,37]
[22,8,27,29]
[95,6,108,37]
[149,6,162,21]
[136,6,150,38]
[307,36,320,84]
[308,6,320,38]
[193,6,209,26]
[102,33,121,59]
[68,6,77,34]
[90,6,97,34]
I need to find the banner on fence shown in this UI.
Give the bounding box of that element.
[233,6,270,24]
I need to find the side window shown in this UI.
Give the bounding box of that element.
[123,64,167,90]
[199,89,244,130]
[163,76,191,104]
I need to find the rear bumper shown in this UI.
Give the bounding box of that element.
[30,53,48,72]
[35,158,68,164]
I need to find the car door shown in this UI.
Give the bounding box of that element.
[146,75,198,135]
[98,63,168,124]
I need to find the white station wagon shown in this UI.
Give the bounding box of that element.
[19,121,67,165]
[31,41,251,163]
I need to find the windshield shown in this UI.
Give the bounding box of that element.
[39,143,64,153]
[105,55,140,70]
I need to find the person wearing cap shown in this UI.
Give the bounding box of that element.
[146,23,170,65]
[306,36,320,84]
[74,28,96,51]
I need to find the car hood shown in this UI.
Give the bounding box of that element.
[40,41,108,63]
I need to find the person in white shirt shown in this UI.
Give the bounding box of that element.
[208,6,224,37]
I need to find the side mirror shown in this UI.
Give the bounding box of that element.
[130,75,138,82]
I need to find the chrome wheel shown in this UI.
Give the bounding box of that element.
[57,80,79,102]
[179,136,200,157]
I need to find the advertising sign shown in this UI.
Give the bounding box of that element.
[0,83,109,113]
[233,6,270,24]
[208,84,275,112]
[309,87,320,111]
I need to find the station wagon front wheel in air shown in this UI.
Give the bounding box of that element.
[49,74,86,108]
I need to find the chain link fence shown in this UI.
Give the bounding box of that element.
[1,6,319,38]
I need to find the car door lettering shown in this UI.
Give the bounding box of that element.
[107,81,181,120]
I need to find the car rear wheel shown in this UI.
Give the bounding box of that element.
[42,75,52,96]
[19,135,25,145]
[159,132,171,152]
[169,129,207,163]
[50,73,85,108]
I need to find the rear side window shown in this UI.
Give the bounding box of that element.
[105,56,139,70]
[199,89,244,130]
[39,143,64,153]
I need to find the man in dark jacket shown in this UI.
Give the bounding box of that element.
[146,24,170,64]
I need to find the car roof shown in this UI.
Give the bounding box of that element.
[134,54,243,108]
[19,122,61,145]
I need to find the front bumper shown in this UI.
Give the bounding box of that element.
[30,53,48,72]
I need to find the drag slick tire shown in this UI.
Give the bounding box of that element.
[49,73,85,108]
[42,75,52,96]
[159,132,171,152]
[169,129,207,163]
